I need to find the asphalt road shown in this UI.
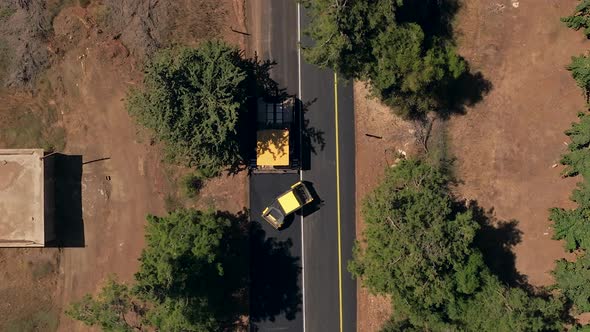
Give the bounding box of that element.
[248,1,357,331]
[249,173,303,331]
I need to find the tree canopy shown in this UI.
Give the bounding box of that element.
[562,1,590,38]
[567,55,590,102]
[547,11,590,327]
[66,209,245,331]
[553,254,590,313]
[550,112,590,252]
[127,41,248,175]
[550,111,590,317]
[301,0,473,118]
[350,159,566,330]
[348,159,480,310]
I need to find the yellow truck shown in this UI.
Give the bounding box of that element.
[250,97,300,172]
[262,181,314,229]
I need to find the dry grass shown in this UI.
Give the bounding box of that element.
[0,75,66,151]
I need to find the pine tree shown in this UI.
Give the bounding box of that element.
[562,1,590,37]
[127,41,248,175]
[554,254,590,313]
[568,56,590,102]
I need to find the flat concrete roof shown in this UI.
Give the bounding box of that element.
[0,149,45,247]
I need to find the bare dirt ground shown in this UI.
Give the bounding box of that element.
[354,83,419,332]
[0,1,248,331]
[450,0,587,287]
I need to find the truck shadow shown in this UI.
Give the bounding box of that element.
[299,181,322,218]
[249,221,302,326]
[280,213,296,230]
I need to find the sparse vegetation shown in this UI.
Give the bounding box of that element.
[66,278,141,331]
[164,193,183,212]
[30,260,56,280]
[182,172,204,198]
[5,310,59,332]
[79,0,91,8]
[0,39,14,84]
[47,0,78,25]
[0,6,16,23]
[92,4,111,26]
[0,104,66,151]
[0,1,250,331]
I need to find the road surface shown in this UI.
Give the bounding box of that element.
[248,1,356,331]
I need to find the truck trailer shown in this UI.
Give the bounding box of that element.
[250,97,300,173]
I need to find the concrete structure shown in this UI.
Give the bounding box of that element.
[0,149,54,247]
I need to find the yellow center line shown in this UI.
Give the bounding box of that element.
[334,71,344,332]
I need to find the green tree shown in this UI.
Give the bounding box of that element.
[351,159,566,330]
[301,0,469,117]
[348,159,481,328]
[368,24,465,117]
[134,209,236,331]
[549,109,590,325]
[562,1,590,37]
[300,0,394,76]
[568,55,590,102]
[459,274,565,332]
[560,112,590,178]
[67,209,243,331]
[550,112,590,252]
[127,41,247,175]
[551,206,590,252]
[554,254,590,313]
[348,160,481,318]
[135,209,229,293]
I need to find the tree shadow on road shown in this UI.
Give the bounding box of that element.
[299,98,326,171]
[249,222,302,327]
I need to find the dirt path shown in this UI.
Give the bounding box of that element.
[353,83,419,332]
[48,11,167,331]
[450,0,587,286]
